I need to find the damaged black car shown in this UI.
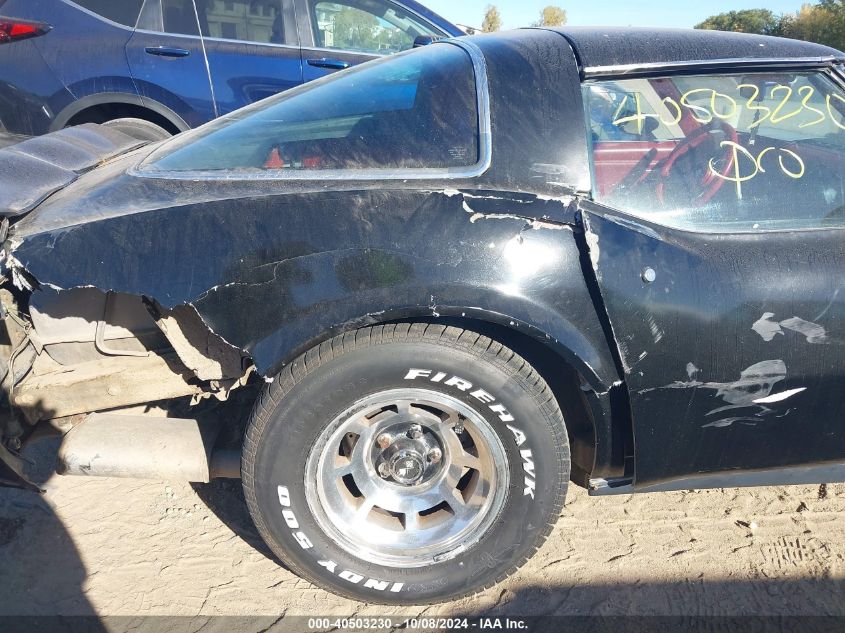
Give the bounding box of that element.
[2,27,845,604]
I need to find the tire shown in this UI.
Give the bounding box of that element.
[242,323,570,603]
[101,117,172,142]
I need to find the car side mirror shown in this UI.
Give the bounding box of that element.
[413,35,443,48]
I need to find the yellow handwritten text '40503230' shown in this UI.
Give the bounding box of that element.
[612,85,845,134]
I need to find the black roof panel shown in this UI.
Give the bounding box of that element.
[545,27,845,71]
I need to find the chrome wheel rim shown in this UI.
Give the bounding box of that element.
[305,388,509,567]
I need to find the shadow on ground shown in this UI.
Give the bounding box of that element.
[190,478,276,562]
[2,438,844,628]
[0,436,105,626]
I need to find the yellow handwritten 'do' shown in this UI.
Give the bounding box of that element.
[709,141,806,199]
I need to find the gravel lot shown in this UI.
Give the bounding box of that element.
[1,437,843,623]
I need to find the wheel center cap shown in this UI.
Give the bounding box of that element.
[388,450,425,485]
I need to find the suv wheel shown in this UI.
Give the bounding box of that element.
[242,323,570,603]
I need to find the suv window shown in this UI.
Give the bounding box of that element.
[140,43,482,174]
[164,0,288,44]
[309,0,440,54]
[72,0,144,27]
[585,71,845,232]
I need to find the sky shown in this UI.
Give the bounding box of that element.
[422,0,808,30]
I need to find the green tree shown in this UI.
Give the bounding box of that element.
[535,5,567,27]
[482,5,502,32]
[695,8,784,35]
[696,1,845,50]
[782,1,845,51]
[331,8,380,51]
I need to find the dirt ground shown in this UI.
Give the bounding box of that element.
[1,437,843,622]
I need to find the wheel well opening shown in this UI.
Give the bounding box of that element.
[66,103,180,134]
[383,316,602,487]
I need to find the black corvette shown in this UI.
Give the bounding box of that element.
[1,26,845,603]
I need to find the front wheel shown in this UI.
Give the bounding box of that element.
[242,324,570,603]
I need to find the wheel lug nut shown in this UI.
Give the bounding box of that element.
[427,448,442,464]
[408,424,423,439]
[376,433,392,449]
[377,463,390,478]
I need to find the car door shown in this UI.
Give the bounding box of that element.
[126,0,216,127]
[192,0,302,116]
[580,66,845,490]
[294,0,447,82]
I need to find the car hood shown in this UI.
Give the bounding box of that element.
[0,124,148,221]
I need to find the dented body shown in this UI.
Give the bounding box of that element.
[2,27,845,495]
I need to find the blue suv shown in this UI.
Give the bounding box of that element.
[0,0,461,138]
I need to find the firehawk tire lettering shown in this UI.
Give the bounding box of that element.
[404,367,537,498]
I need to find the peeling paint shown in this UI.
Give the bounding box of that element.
[751,312,783,342]
[461,199,569,230]
[752,312,828,344]
[779,317,827,344]
[753,387,806,404]
[3,252,34,292]
[584,226,600,274]
[642,360,792,428]
[702,417,760,428]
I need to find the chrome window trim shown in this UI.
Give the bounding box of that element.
[131,39,492,182]
[132,28,300,50]
[583,56,845,79]
[300,44,384,57]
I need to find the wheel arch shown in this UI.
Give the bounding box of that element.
[250,303,629,488]
[50,92,189,134]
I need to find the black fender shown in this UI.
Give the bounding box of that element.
[9,185,623,477]
[11,186,619,386]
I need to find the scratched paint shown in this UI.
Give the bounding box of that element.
[643,360,793,428]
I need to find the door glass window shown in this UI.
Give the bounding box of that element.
[164,0,288,44]
[139,43,482,174]
[585,71,845,232]
[309,0,440,54]
[162,0,201,35]
[72,0,144,27]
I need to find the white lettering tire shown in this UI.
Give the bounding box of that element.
[242,323,570,603]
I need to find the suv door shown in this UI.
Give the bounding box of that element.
[126,0,216,127]
[581,67,845,490]
[295,0,447,82]
[193,0,302,116]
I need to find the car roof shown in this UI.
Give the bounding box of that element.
[543,27,845,74]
